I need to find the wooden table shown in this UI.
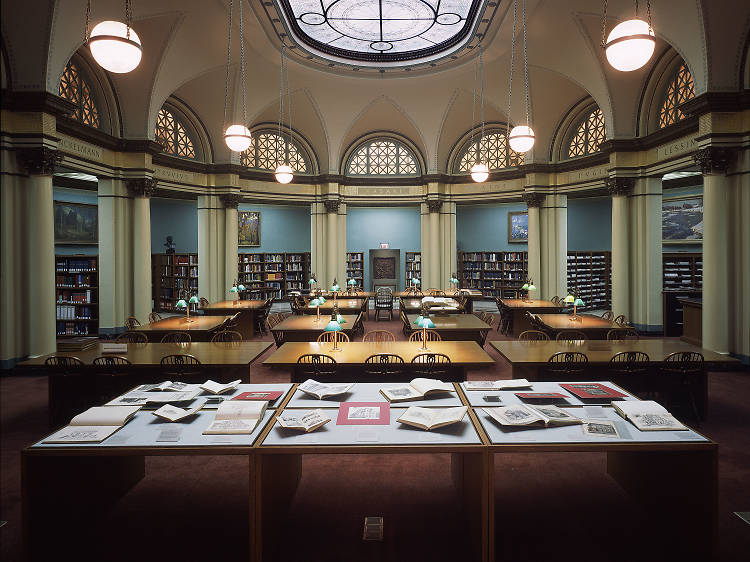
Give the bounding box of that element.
[202,300,266,339]
[18,341,272,427]
[678,297,702,346]
[535,313,620,340]
[263,341,494,382]
[497,298,565,336]
[311,291,375,298]
[490,339,739,419]
[400,297,461,313]
[303,298,366,316]
[271,314,358,344]
[406,313,490,345]
[132,315,233,342]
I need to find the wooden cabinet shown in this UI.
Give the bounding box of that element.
[346,252,364,290]
[152,253,198,311]
[405,251,421,286]
[238,252,311,300]
[566,251,612,311]
[55,255,98,336]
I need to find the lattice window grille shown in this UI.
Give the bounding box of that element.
[456,131,523,172]
[58,62,101,128]
[567,107,606,158]
[346,139,419,176]
[239,132,309,173]
[658,63,695,129]
[155,108,196,159]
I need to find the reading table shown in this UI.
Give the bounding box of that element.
[406,313,490,345]
[303,298,367,315]
[271,314,358,343]
[496,298,565,336]
[201,299,267,339]
[131,315,234,342]
[400,297,461,313]
[534,313,621,339]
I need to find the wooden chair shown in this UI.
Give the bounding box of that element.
[148,312,162,323]
[124,316,140,330]
[160,354,201,377]
[483,313,496,330]
[45,355,84,369]
[211,330,243,343]
[115,331,148,343]
[547,351,588,377]
[225,312,241,330]
[550,296,560,304]
[161,332,191,344]
[271,328,286,348]
[613,314,629,326]
[255,299,273,335]
[408,329,442,343]
[400,310,413,337]
[199,297,210,307]
[411,353,452,378]
[374,288,394,321]
[363,330,396,343]
[427,289,445,297]
[360,296,369,321]
[607,328,640,341]
[317,331,350,344]
[518,330,550,341]
[92,355,131,368]
[295,354,337,382]
[352,312,365,339]
[660,351,705,422]
[45,356,87,426]
[92,355,132,402]
[610,351,649,371]
[601,310,614,321]
[555,330,587,343]
[363,353,405,377]
[473,311,485,320]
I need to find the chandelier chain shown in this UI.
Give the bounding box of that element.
[601,0,608,48]
[125,0,132,41]
[471,41,478,161]
[222,0,233,128]
[522,0,530,129]
[285,44,292,165]
[479,43,485,146]
[507,0,517,141]
[85,0,91,43]
[239,0,247,127]
[646,0,653,33]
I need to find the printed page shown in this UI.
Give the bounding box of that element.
[203,418,259,434]
[614,400,669,418]
[496,379,531,389]
[582,420,621,438]
[200,379,241,395]
[532,405,581,425]
[434,406,468,425]
[70,405,141,427]
[214,401,266,421]
[397,406,437,428]
[152,403,202,422]
[381,386,423,402]
[483,405,544,426]
[465,380,502,391]
[411,378,453,395]
[43,425,121,443]
[276,409,331,432]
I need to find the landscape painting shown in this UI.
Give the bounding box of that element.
[508,211,528,243]
[54,202,98,244]
[238,211,260,246]
[662,196,703,243]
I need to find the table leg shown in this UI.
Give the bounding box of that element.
[451,451,490,562]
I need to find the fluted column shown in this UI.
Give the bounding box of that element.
[127,178,155,322]
[427,197,441,289]
[607,178,634,317]
[310,200,327,288]
[629,177,662,332]
[438,200,457,287]
[325,196,339,289]
[539,194,568,300]
[694,147,735,354]
[198,194,224,303]
[523,193,544,294]
[221,194,240,298]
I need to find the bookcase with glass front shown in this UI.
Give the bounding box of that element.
[55,255,98,336]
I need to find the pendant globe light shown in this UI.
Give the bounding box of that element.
[507,0,535,154]
[470,44,489,183]
[602,0,656,72]
[275,43,294,184]
[222,0,251,152]
[85,1,142,74]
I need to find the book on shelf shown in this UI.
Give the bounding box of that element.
[397,406,468,431]
[203,401,268,434]
[298,379,354,399]
[464,379,531,391]
[559,383,628,400]
[276,409,331,432]
[379,378,454,402]
[483,404,582,427]
[200,379,241,395]
[233,390,284,403]
[152,403,203,422]
[43,406,141,443]
[612,400,688,431]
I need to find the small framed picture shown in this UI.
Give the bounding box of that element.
[508,211,528,243]
[662,195,703,244]
[54,202,98,244]
[238,211,260,247]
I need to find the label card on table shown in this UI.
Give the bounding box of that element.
[355,430,380,443]
[156,427,183,442]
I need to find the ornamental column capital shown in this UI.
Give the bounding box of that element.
[220,193,241,209]
[605,177,635,197]
[426,196,443,213]
[323,196,340,213]
[17,147,63,176]
[126,178,157,198]
[693,147,736,176]
[522,192,545,208]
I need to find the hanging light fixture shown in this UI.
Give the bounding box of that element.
[274,43,294,184]
[507,0,535,153]
[85,1,142,74]
[602,0,655,72]
[222,0,251,152]
[470,44,489,183]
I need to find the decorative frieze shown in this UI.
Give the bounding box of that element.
[605,177,635,197]
[17,147,63,175]
[126,178,157,198]
[693,147,735,176]
[522,193,545,208]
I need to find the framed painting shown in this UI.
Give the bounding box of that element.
[238,211,261,246]
[508,211,528,243]
[662,195,703,243]
[54,202,98,244]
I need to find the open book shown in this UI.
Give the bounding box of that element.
[613,400,688,431]
[483,404,582,427]
[202,401,268,434]
[200,379,241,395]
[298,379,354,399]
[276,409,331,433]
[380,378,453,402]
[138,381,192,392]
[43,406,141,443]
[152,403,202,422]
[464,379,531,391]
[397,406,467,431]
[105,387,201,406]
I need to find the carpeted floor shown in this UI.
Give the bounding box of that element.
[1,315,748,560]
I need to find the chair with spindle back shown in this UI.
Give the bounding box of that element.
[427,289,445,297]
[360,296,369,321]
[518,330,550,341]
[408,329,442,343]
[400,310,413,337]
[374,288,394,321]
[547,351,589,378]
[199,297,210,307]
[550,296,561,304]
[659,351,705,422]
[294,354,337,382]
[610,351,650,374]
[607,328,640,341]
[482,313,496,330]
[225,312,242,331]
[601,310,614,321]
[411,353,451,378]
[160,354,202,379]
[363,353,405,378]
[161,332,191,344]
[613,314,629,326]
[317,331,350,344]
[352,312,365,338]
[211,330,243,343]
[92,356,132,402]
[124,316,140,330]
[148,312,162,324]
[45,355,88,427]
[116,331,148,343]
[555,330,587,343]
[363,330,396,343]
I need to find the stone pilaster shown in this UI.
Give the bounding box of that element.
[522,193,544,296]
[127,178,156,321]
[607,177,635,318]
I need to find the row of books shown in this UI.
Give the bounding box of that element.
[174,266,198,277]
[56,274,95,287]
[56,304,95,320]
[482,272,526,281]
[461,252,527,262]
[55,258,97,273]
[56,321,93,336]
[174,255,198,266]
[57,290,93,303]
[175,278,199,290]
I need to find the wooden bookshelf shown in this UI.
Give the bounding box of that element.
[346,252,364,290]
[152,253,198,311]
[405,251,421,287]
[566,251,612,311]
[457,251,528,298]
[55,255,98,336]
[238,252,311,300]
[663,252,702,336]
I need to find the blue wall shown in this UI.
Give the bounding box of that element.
[52,186,99,255]
[663,184,703,254]
[346,206,421,291]
[150,198,198,253]
[456,203,528,252]
[237,203,310,253]
[568,196,612,251]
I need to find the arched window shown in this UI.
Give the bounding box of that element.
[454,129,523,173]
[658,62,695,129]
[240,131,310,173]
[346,138,419,176]
[155,107,197,159]
[58,61,101,128]
[567,107,606,158]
